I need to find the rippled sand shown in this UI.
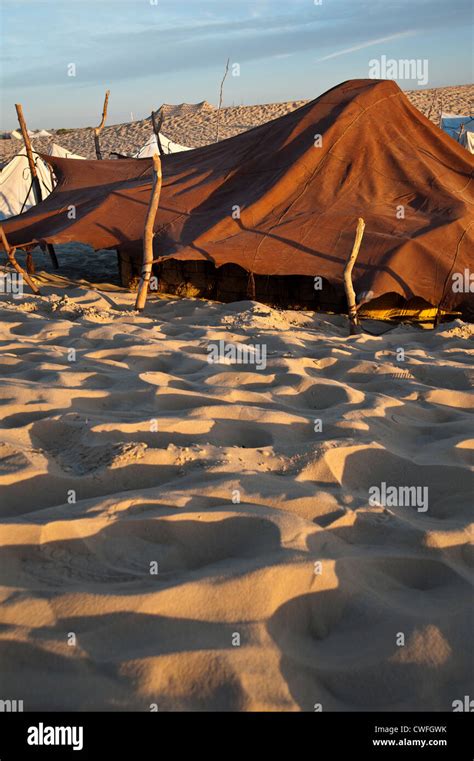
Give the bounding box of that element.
[0,257,472,711]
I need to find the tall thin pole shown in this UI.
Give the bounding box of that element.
[15,103,59,269]
[15,104,42,204]
[215,58,230,143]
[135,154,162,311]
[343,217,365,335]
[94,90,110,160]
[151,108,165,156]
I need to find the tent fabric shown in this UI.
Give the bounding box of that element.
[460,130,474,154]
[11,128,51,140]
[134,133,190,158]
[0,151,54,220]
[1,79,473,311]
[49,143,85,160]
[440,112,474,143]
[11,130,32,140]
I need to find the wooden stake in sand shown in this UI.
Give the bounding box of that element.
[15,103,59,269]
[135,153,162,311]
[343,217,365,335]
[0,227,40,295]
[15,104,42,204]
[94,90,110,160]
[247,271,256,300]
[151,107,165,157]
[215,58,230,143]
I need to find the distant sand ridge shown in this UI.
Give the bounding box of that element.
[0,83,472,162]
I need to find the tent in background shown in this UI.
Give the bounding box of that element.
[0,151,53,220]
[11,128,52,140]
[135,133,190,158]
[49,143,85,159]
[440,112,474,152]
[460,129,474,154]
[11,129,34,140]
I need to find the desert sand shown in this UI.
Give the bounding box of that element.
[1,83,473,162]
[0,245,472,711]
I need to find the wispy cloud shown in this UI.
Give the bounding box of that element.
[1,0,472,128]
[315,31,415,62]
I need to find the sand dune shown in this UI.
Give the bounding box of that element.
[0,269,472,711]
[1,84,472,163]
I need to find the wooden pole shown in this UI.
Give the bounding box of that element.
[15,103,59,269]
[42,243,59,269]
[343,217,365,335]
[26,251,35,274]
[135,153,162,311]
[247,271,256,300]
[215,58,230,143]
[94,90,110,160]
[151,108,165,156]
[427,91,437,123]
[15,104,41,204]
[0,227,41,295]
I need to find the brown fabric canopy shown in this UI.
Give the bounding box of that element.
[2,79,473,310]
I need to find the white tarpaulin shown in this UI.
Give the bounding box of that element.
[49,143,85,159]
[11,129,33,140]
[134,133,190,158]
[11,128,51,140]
[0,152,54,220]
[439,112,474,144]
[460,130,474,154]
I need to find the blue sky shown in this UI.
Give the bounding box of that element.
[1,0,472,129]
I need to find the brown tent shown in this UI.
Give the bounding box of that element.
[1,79,473,313]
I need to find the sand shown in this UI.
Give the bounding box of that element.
[0,248,472,711]
[1,83,473,162]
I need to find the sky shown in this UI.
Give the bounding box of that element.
[0,0,472,129]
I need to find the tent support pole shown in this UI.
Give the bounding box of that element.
[26,251,35,274]
[44,243,59,268]
[15,103,59,269]
[94,90,110,160]
[215,58,230,142]
[151,108,165,156]
[343,217,365,335]
[247,271,256,300]
[0,227,41,295]
[15,104,41,204]
[135,154,162,311]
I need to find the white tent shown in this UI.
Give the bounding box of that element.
[49,143,85,159]
[11,129,32,140]
[460,130,474,154]
[11,128,52,140]
[0,152,53,220]
[134,133,189,158]
[439,112,474,152]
